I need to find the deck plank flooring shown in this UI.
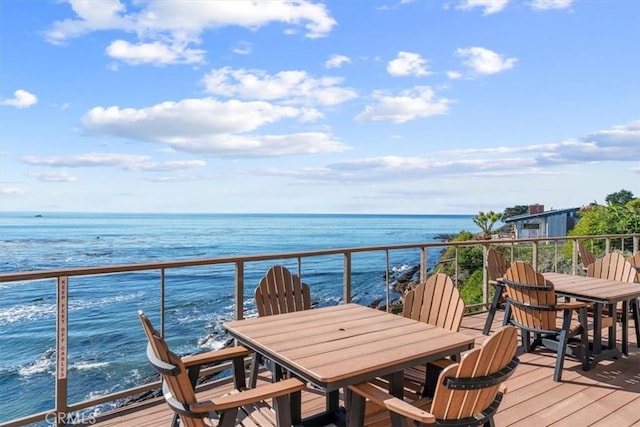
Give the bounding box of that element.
[94,309,640,426]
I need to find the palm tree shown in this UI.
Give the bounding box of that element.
[473,210,502,239]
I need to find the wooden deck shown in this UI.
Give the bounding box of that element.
[94,310,640,426]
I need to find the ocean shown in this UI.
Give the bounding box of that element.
[0,212,476,424]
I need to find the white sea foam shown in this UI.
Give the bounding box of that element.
[70,361,109,371]
[0,303,56,325]
[391,264,412,273]
[18,348,55,377]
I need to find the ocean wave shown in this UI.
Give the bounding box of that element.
[18,348,55,377]
[70,361,109,371]
[0,291,145,326]
[0,303,56,325]
[390,264,412,273]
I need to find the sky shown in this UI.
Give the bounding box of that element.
[0,0,639,215]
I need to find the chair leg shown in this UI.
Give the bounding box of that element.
[502,300,512,327]
[554,310,573,382]
[274,394,293,427]
[424,363,440,398]
[249,353,261,388]
[522,330,531,352]
[218,408,240,427]
[483,283,504,335]
[232,356,247,390]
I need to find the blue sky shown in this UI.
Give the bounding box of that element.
[1,0,638,214]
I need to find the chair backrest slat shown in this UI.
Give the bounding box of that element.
[430,326,518,420]
[403,273,465,332]
[255,266,311,317]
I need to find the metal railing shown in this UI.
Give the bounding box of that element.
[0,233,638,427]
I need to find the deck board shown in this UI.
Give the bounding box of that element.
[94,309,640,426]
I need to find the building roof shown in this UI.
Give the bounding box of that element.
[503,207,580,223]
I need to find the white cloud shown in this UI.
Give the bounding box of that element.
[201,67,358,106]
[29,171,78,182]
[232,41,253,55]
[22,153,206,172]
[79,98,350,157]
[325,54,351,69]
[0,186,27,196]
[82,98,304,137]
[44,0,337,67]
[455,0,510,15]
[447,70,463,80]
[264,120,640,183]
[531,0,573,11]
[456,47,517,75]
[106,40,205,65]
[387,52,431,77]
[355,86,451,123]
[164,132,351,157]
[1,89,38,109]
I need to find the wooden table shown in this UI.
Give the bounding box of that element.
[544,273,640,366]
[224,303,475,426]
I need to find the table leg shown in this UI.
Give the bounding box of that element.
[326,390,340,415]
[632,298,640,347]
[593,303,602,358]
[621,300,629,356]
[388,371,405,427]
[607,303,617,353]
[290,389,301,425]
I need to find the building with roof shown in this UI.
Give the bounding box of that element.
[503,204,580,239]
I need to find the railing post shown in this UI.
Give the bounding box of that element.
[532,241,538,271]
[235,261,244,320]
[420,247,428,282]
[385,250,390,312]
[343,252,352,304]
[160,268,166,335]
[454,247,459,284]
[634,236,639,254]
[482,245,489,307]
[571,240,578,275]
[605,238,611,254]
[56,276,69,426]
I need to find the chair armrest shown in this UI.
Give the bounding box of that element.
[556,301,591,310]
[499,383,507,395]
[348,382,436,424]
[181,346,251,368]
[189,378,306,413]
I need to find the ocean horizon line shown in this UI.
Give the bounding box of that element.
[1,211,475,218]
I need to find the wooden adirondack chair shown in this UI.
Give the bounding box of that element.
[588,252,640,346]
[346,325,519,427]
[577,241,596,271]
[401,273,466,398]
[254,265,311,316]
[503,262,590,381]
[487,247,510,308]
[482,248,512,335]
[487,247,510,287]
[138,310,305,427]
[249,266,312,387]
[629,252,640,282]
